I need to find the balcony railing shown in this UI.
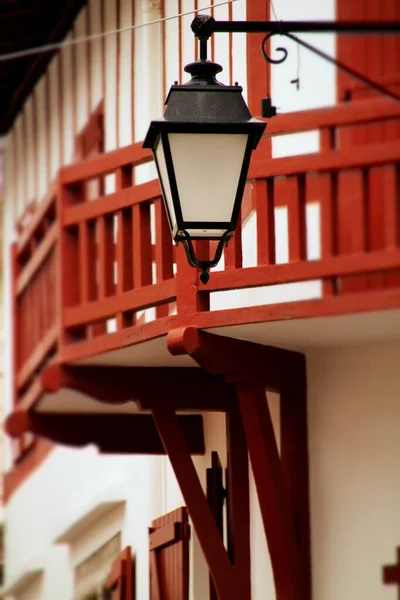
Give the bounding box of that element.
[12,97,400,411]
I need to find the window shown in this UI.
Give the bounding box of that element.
[74,533,121,600]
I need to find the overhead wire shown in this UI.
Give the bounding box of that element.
[0,0,242,63]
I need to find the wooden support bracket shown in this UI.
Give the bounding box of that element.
[165,326,311,600]
[6,411,205,455]
[40,364,234,411]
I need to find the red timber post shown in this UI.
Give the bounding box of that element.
[159,327,311,600]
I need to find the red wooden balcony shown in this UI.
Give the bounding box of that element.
[12,97,400,415]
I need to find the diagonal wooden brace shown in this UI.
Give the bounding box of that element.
[167,327,311,600]
[236,383,304,600]
[151,404,248,600]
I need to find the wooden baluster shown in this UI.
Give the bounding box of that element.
[133,203,152,288]
[59,182,84,343]
[337,169,368,293]
[256,178,275,266]
[11,245,20,406]
[384,164,400,287]
[79,222,90,306]
[115,167,133,329]
[367,165,386,289]
[155,198,173,318]
[176,241,209,321]
[318,127,337,296]
[287,175,307,263]
[318,171,338,296]
[94,213,115,335]
[225,210,242,270]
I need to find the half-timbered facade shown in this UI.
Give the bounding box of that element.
[1,0,400,599]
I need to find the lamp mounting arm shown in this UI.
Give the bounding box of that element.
[191,16,400,105]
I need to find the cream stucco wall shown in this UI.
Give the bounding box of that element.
[308,343,400,600]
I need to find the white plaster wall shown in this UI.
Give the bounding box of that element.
[308,342,400,600]
[4,446,163,600]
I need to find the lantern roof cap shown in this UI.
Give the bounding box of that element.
[143,59,266,149]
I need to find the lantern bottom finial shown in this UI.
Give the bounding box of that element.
[199,269,210,285]
[177,230,232,285]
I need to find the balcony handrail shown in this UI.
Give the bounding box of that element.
[16,181,57,257]
[63,180,161,225]
[11,96,400,403]
[264,97,400,137]
[60,143,153,186]
[250,138,400,179]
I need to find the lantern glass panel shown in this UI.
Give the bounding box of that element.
[168,132,248,227]
[155,138,176,230]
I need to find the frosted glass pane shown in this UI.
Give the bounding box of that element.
[155,139,176,229]
[169,133,248,224]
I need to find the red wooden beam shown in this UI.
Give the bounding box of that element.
[40,364,234,412]
[60,142,152,185]
[167,327,310,599]
[250,140,400,180]
[167,327,305,393]
[226,396,251,600]
[236,383,303,600]
[6,411,205,455]
[264,97,400,137]
[203,249,400,293]
[280,378,312,599]
[151,404,243,600]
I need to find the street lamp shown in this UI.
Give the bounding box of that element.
[143,57,265,284]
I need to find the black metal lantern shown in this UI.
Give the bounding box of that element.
[143,58,266,284]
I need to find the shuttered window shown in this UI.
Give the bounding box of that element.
[104,546,133,600]
[149,507,190,600]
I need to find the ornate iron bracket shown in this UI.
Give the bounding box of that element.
[191,15,400,109]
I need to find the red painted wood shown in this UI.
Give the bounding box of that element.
[133,203,152,288]
[236,384,303,600]
[224,215,242,270]
[280,376,312,600]
[64,279,175,328]
[207,452,225,600]
[167,327,305,392]
[382,547,400,596]
[6,411,205,455]
[106,547,133,600]
[204,250,400,294]
[175,244,207,317]
[98,214,115,298]
[155,197,174,319]
[115,167,134,329]
[317,172,338,296]
[337,169,368,292]
[250,141,400,181]
[194,287,400,332]
[39,364,233,412]
[287,175,307,263]
[246,0,270,118]
[60,141,152,185]
[151,405,242,600]
[256,178,275,266]
[149,507,190,600]
[264,98,400,138]
[226,397,251,600]
[337,0,400,294]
